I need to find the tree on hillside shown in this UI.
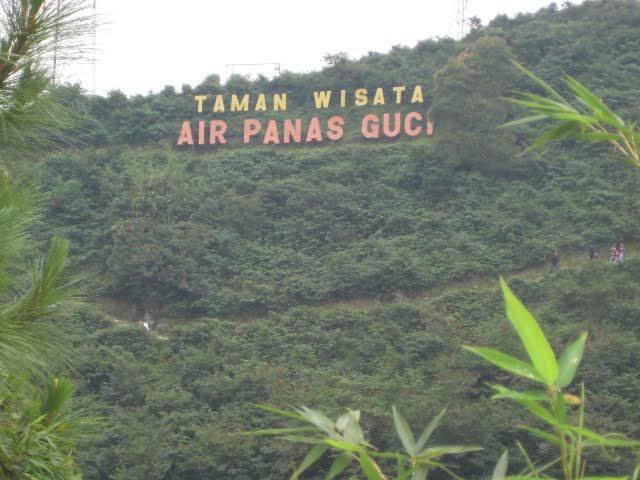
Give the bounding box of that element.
[0,0,94,477]
[431,36,520,173]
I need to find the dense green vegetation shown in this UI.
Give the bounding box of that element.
[39,139,640,320]
[65,260,640,478]
[17,0,640,478]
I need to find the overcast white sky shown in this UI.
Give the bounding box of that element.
[63,0,583,96]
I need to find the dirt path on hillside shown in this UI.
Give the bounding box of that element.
[311,246,629,312]
[95,244,637,325]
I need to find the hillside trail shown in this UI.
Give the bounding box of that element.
[299,243,638,313]
[95,243,637,325]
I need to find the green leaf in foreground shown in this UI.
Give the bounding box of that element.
[415,445,482,460]
[492,450,509,480]
[393,406,417,456]
[519,426,561,446]
[358,452,384,480]
[568,427,640,448]
[291,444,328,479]
[412,465,428,480]
[325,452,353,480]
[255,404,307,422]
[415,408,446,454]
[463,346,544,383]
[500,278,558,385]
[490,384,547,402]
[556,332,588,388]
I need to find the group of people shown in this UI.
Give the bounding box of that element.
[551,237,626,272]
[608,238,625,264]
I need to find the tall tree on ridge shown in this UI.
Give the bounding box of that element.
[431,36,520,173]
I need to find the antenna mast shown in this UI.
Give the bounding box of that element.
[91,0,97,94]
[458,0,470,39]
[225,62,281,79]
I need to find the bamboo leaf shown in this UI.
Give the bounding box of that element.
[324,439,363,453]
[501,114,549,128]
[514,400,559,427]
[325,452,353,480]
[490,384,547,402]
[574,131,620,142]
[569,427,640,448]
[255,404,307,422]
[510,98,571,115]
[565,76,624,127]
[517,92,575,110]
[543,112,597,124]
[415,408,446,453]
[491,451,509,480]
[393,406,417,456]
[412,466,428,480]
[519,426,561,446]
[524,121,581,154]
[416,445,482,460]
[463,346,544,383]
[358,452,384,480]
[500,278,558,385]
[514,62,568,104]
[580,477,628,480]
[298,407,337,437]
[291,445,328,480]
[556,333,588,388]
[342,413,364,445]
[282,436,325,445]
[242,427,320,437]
[505,477,549,480]
[336,410,359,433]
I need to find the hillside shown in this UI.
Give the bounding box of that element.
[30,1,640,478]
[38,2,640,320]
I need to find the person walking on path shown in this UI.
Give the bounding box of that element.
[551,250,560,272]
[589,245,598,260]
[617,239,625,263]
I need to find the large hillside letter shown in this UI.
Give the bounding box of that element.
[255,94,267,111]
[243,119,262,143]
[382,113,402,137]
[274,93,287,111]
[361,114,380,138]
[393,86,406,104]
[177,121,194,145]
[231,94,250,112]
[306,117,323,142]
[210,120,227,144]
[263,120,280,145]
[283,119,302,143]
[213,95,225,112]
[198,120,206,144]
[194,95,207,113]
[354,88,368,106]
[404,112,423,137]
[313,91,332,109]
[372,88,385,106]
[411,86,424,104]
[326,116,345,141]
